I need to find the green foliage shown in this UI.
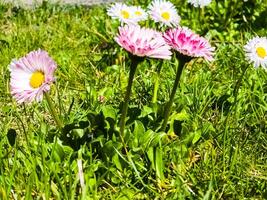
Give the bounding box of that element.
[0,1,267,199]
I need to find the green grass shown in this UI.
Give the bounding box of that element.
[0,0,267,199]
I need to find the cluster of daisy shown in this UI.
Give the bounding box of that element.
[9,0,216,105]
[8,3,266,122]
[110,0,216,132]
[109,1,215,61]
[107,0,213,27]
[107,3,148,25]
[107,0,180,27]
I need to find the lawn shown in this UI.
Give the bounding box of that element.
[0,0,267,199]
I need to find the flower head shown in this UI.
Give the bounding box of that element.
[10,50,57,103]
[148,0,180,27]
[131,6,148,22]
[115,25,172,59]
[107,3,136,24]
[244,36,267,68]
[163,27,214,61]
[187,0,212,7]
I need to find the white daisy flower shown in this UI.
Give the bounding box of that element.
[244,36,267,68]
[107,3,137,24]
[148,0,180,27]
[131,6,148,22]
[187,0,212,7]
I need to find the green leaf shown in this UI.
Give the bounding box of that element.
[150,132,167,147]
[192,130,202,144]
[140,130,154,149]
[71,128,84,138]
[112,153,122,171]
[147,147,154,169]
[130,120,145,149]
[52,143,65,162]
[172,109,189,121]
[101,105,117,120]
[133,120,145,137]
[155,147,165,180]
[140,106,153,118]
[103,141,122,157]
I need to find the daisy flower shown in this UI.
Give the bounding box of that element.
[10,50,57,104]
[116,25,171,136]
[244,36,267,68]
[163,27,215,61]
[148,0,180,27]
[115,24,172,59]
[107,3,136,24]
[187,0,212,8]
[131,6,148,22]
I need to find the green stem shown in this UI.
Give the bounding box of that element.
[152,61,163,104]
[161,54,191,132]
[152,76,159,104]
[44,92,63,129]
[119,56,142,137]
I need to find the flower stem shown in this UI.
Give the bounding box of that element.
[152,61,163,104]
[161,54,191,132]
[119,56,142,137]
[44,92,63,129]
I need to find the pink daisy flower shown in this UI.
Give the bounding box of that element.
[163,27,215,61]
[10,49,57,104]
[115,25,172,60]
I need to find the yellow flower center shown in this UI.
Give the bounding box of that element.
[135,11,142,16]
[256,47,266,59]
[161,11,170,21]
[121,10,130,19]
[29,71,45,89]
